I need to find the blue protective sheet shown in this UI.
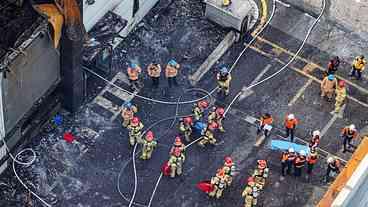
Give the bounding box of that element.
[270,140,310,155]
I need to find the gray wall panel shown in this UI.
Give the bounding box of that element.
[2,33,60,133]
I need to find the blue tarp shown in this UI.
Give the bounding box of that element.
[270,140,310,155]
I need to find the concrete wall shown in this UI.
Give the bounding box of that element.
[283,0,368,40]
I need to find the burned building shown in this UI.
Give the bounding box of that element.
[0,0,84,174]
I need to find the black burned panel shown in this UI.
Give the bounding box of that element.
[0,1,40,59]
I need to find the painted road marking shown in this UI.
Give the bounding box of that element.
[320,104,346,137]
[94,72,139,122]
[248,45,368,108]
[189,31,237,86]
[275,0,291,7]
[253,36,368,95]
[251,0,268,36]
[239,64,272,101]
[302,63,318,74]
[288,79,313,106]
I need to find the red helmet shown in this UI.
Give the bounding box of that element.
[174,136,182,146]
[198,100,209,109]
[146,131,154,141]
[224,156,233,166]
[216,107,225,116]
[257,160,267,169]
[132,117,140,124]
[183,117,193,125]
[209,122,218,130]
[338,80,345,87]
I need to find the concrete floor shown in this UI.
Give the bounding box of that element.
[1,0,368,207]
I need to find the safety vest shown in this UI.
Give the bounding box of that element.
[148,64,161,77]
[307,154,318,164]
[285,118,298,129]
[342,128,357,139]
[165,65,178,77]
[353,58,366,71]
[294,156,306,168]
[281,152,288,162]
[128,67,140,80]
[260,116,273,126]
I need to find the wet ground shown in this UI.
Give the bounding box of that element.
[1,0,368,207]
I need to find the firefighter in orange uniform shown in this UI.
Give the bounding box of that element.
[294,150,306,177]
[284,114,298,142]
[281,148,296,176]
[306,149,318,175]
[325,157,340,183]
[165,59,180,87]
[309,130,321,151]
[147,63,161,88]
[341,124,358,153]
[127,63,142,90]
[257,113,273,137]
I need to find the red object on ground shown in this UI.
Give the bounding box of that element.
[197,180,214,193]
[162,161,171,176]
[63,132,74,143]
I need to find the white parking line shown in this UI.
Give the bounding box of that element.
[238,64,272,101]
[288,79,313,106]
[276,0,290,7]
[320,104,346,137]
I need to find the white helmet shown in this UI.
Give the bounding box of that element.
[327,157,334,163]
[313,130,321,137]
[288,148,295,153]
[287,114,295,120]
[349,124,356,131]
[299,150,306,156]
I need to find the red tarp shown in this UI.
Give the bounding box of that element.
[197,180,214,193]
[161,161,171,176]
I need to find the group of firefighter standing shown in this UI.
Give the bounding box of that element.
[120,55,365,206]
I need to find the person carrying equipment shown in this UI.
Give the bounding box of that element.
[127,63,142,90]
[165,59,180,87]
[147,63,161,88]
[284,114,298,142]
[325,157,340,183]
[253,160,269,190]
[217,66,232,96]
[208,106,225,132]
[179,117,193,142]
[306,148,318,175]
[223,156,236,186]
[294,150,306,177]
[327,56,340,75]
[320,74,337,100]
[121,102,138,127]
[198,122,218,147]
[334,80,347,114]
[242,177,260,207]
[167,137,186,178]
[140,131,157,160]
[341,124,358,153]
[192,100,209,121]
[208,168,227,199]
[309,130,321,151]
[257,113,273,137]
[127,117,144,146]
[350,55,366,80]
